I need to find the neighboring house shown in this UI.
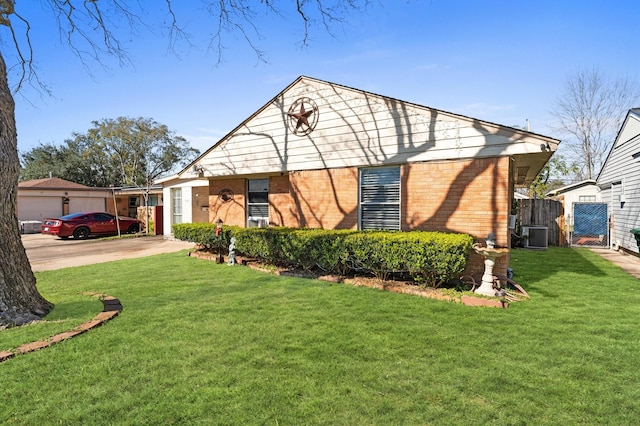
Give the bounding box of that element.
[112,185,165,235]
[546,180,600,245]
[17,178,113,230]
[163,76,559,275]
[18,178,165,234]
[514,192,530,200]
[597,108,640,254]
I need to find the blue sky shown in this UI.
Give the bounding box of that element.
[10,1,640,159]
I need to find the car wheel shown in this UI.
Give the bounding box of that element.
[127,224,140,234]
[73,227,90,240]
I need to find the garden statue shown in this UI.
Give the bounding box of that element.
[227,237,236,266]
[486,233,496,249]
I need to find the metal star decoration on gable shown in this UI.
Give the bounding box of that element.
[286,97,319,135]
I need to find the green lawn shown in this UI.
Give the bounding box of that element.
[1,247,640,425]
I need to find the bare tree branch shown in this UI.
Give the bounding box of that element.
[2,1,369,87]
[551,69,640,180]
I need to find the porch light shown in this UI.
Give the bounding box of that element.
[215,218,223,236]
[215,218,224,263]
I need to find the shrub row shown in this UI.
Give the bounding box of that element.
[172,224,474,286]
[172,223,232,252]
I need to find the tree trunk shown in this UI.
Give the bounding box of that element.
[0,51,54,327]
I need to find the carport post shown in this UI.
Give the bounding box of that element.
[112,186,121,237]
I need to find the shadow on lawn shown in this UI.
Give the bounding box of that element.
[510,247,608,294]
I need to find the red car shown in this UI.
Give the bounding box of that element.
[41,212,143,240]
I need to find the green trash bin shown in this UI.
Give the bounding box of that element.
[631,228,640,252]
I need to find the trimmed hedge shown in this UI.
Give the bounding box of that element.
[172,223,232,252]
[172,224,474,286]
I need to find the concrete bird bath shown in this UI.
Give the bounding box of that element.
[473,242,510,297]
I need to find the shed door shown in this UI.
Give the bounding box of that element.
[571,202,608,247]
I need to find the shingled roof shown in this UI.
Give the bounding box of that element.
[18,178,91,189]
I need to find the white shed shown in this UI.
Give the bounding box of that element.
[546,180,600,237]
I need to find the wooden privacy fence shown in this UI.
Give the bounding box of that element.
[515,199,564,247]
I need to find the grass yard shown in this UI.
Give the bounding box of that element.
[1,247,640,425]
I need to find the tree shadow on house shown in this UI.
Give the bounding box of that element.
[272,88,522,239]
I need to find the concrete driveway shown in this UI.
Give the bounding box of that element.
[23,233,195,272]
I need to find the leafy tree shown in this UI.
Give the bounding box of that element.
[551,69,640,180]
[19,142,69,182]
[86,117,199,188]
[21,117,200,189]
[0,1,369,327]
[20,137,116,186]
[85,117,200,231]
[525,154,580,198]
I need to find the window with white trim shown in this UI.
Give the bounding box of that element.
[359,167,401,230]
[171,188,182,225]
[247,178,269,227]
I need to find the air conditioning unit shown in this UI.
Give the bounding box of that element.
[522,226,548,249]
[247,217,268,228]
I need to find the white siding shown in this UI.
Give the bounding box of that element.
[598,111,640,252]
[186,77,557,179]
[161,179,208,238]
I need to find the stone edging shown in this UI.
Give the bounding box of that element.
[0,292,122,363]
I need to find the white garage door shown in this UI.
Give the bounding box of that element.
[70,197,107,213]
[17,196,62,221]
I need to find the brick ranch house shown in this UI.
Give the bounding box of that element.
[163,76,559,276]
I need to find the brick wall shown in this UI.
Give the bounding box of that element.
[403,158,511,242]
[282,168,359,229]
[209,178,246,227]
[191,186,210,223]
[402,157,512,276]
[206,156,513,275]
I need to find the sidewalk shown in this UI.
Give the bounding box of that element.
[590,248,640,279]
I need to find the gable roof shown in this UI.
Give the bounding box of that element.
[597,108,640,186]
[18,177,92,189]
[545,179,597,197]
[180,75,559,186]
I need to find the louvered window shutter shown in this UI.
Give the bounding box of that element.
[360,167,400,230]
